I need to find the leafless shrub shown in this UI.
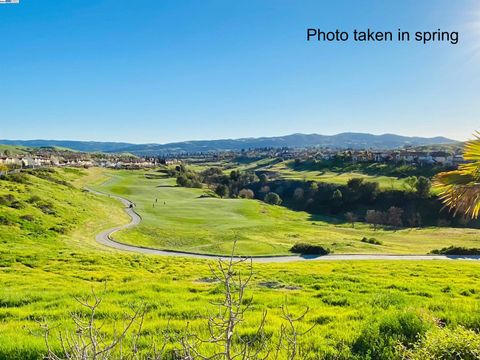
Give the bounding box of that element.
[39,285,152,360]
[39,244,313,359]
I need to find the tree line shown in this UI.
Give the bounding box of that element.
[173,165,479,229]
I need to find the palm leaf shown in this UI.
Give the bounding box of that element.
[463,131,480,162]
[433,132,480,219]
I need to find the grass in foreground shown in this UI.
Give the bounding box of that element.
[1,168,480,359]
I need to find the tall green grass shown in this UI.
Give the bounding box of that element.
[1,168,479,359]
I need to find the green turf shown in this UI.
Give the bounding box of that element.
[269,161,408,190]
[92,169,480,256]
[1,168,480,359]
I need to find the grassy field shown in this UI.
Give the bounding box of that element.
[92,169,480,256]
[0,144,29,155]
[1,168,480,359]
[268,161,408,190]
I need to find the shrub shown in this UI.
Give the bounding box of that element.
[290,243,330,255]
[27,195,42,204]
[238,189,254,199]
[0,193,26,209]
[398,326,480,360]
[0,194,16,206]
[430,246,480,256]
[20,215,35,222]
[6,172,29,184]
[264,192,282,205]
[0,216,14,226]
[35,201,55,215]
[50,226,68,234]
[9,201,26,210]
[352,312,430,359]
[215,184,229,198]
[361,237,383,245]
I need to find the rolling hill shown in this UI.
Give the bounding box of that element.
[0,133,457,155]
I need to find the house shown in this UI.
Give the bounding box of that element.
[0,157,22,167]
[430,151,453,166]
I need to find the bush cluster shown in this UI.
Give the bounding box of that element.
[430,246,480,256]
[290,243,330,255]
[361,237,383,245]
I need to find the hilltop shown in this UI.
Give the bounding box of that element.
[0,132,457,155]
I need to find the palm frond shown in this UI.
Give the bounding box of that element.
[432,132,480,219]
[437,183,480,219]
[463,131,480,162]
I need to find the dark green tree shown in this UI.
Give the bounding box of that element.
[416,176,431,199]
[215,184,229,198]
[264,192,282,205]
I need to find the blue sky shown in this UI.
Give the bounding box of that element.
[0,0,479,143]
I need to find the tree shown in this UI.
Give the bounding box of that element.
[365,210,385,230]
[331,189,343,212]
[215,184,229,198]
[293,188,304,201]
[332,189,342,201]
[258,173,268,184]
[230,170,240,181]
[176,175,189,187]
[345,212,358,228]
[416,176,431,199]
[264,192,282,205]
[434,132,480,219]
[386,206,404,228]
[238,188,254,199]
[406,211,422,228]
[359,182,380,203]
[307,182,318,196]
[260,185,270,194]
[404,176,418,192]
[347,178,364,191]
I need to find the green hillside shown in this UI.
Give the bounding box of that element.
[1,168,479,359]
[0,144,29,155]
[94,169,480,256]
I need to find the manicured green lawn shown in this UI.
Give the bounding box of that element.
[269,161,407,190]
[93,169,480,256]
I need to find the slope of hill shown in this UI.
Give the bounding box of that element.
[0,133,458,155]
[0,144,29,155]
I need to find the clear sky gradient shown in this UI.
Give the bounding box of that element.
[0,0,479,143]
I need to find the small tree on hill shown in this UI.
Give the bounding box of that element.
[264,192,282,206]
[347,178,364,191]
[407,211,423,228]
[258,174,268,185]
[215,184,229,198]
[293,188,304,201]
[238,188,254,199]
[404,176,418,192]
[386,206,404,229]
[365,210,385,230]
[345,212,358,228]
[416,176,431,199]
[176,175,189,187]
[331,189,343,212]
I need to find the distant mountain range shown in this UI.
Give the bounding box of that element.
[0,133,458,155]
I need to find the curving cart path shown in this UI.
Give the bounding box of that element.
[88,188,480,263]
